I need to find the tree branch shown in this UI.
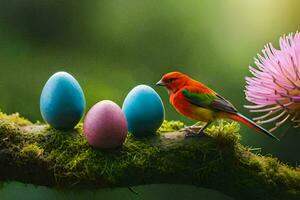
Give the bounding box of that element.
[0,113,299,200]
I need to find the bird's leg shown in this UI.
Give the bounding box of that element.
[197,122,211,134]
[180,122,202,133]
[184,122,211,138]
[190,121,203,129]
[183,122,201,132]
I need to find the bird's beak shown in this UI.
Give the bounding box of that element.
[156,80,166,87]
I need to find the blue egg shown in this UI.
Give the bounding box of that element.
[122,85,165,137]
[40,71,86,130]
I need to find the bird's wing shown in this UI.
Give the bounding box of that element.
[181,88,238,114]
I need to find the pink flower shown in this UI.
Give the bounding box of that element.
[245,32,300,132]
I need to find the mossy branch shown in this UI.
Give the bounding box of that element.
[0,112,299,200]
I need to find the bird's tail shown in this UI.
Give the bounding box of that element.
[227,113,280,141]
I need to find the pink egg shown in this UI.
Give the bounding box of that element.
[83,100,128,149]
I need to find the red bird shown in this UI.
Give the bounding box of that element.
[156,72,279,141]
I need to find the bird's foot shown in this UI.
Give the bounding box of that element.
[179,125,202,134]
[184,132,204,138]
[180,125,204,138]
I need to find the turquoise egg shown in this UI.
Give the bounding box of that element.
[122,85,165,137]
[40,71,86,130]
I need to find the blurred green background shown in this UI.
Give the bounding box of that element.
[0,0,299,164]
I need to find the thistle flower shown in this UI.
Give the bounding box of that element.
[245,32,300,132]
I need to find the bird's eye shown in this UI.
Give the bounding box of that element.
[168,78,177,83]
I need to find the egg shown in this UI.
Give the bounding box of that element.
[83,100,128,149]
[122,85,165,137]
[40,71,86,130]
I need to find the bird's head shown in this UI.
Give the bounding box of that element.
[156,72,189,94]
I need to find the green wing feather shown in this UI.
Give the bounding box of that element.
[182,89,238,114]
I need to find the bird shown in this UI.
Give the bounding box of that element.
[156,71,280,141]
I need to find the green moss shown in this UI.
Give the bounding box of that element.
[20,143,44,159]
[0,112,32,126]
[0,112,299,200]
[158,120,185,132]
